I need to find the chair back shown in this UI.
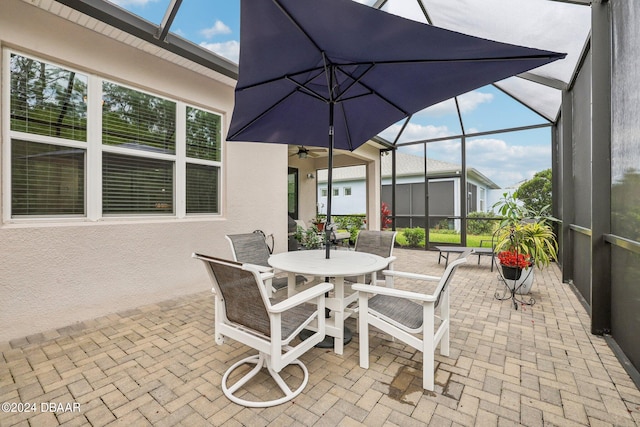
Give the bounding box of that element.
[198,255,271,337]
[434,252,470,309]
[354,230,397,258]
[226,233,271,266]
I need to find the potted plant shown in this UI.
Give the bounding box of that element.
[312,204,326,232]
[492,193,558,294]
[293,225,323,249]
[312,217,325,232]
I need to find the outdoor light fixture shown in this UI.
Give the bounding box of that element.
[307,173,315,179]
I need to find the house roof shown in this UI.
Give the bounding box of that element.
[318,151,501,189]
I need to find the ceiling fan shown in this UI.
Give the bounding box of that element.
[288,145,324,159]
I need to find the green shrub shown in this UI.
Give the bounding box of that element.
[435,219,451,230]
[467,211,498,235]
[332,215,365,243]
[403,227,426,247]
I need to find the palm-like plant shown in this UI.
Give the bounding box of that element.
[492,192,559,270]
[493,221,558,269]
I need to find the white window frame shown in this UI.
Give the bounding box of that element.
[2,50,223,224]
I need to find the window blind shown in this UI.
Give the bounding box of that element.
[11,140,85,216]
[102,153,173,214]
[186,164,219,214]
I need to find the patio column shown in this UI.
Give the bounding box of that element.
[559,90,574,283]
[590,0,612,335]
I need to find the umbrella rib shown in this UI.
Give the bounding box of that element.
[337,104,354,151]
[346,53,565,67]
[336,65,409,116]
[332,63,375,103]
[228,89,300,140]
[286,76,329,104]
[273,0,323,53]
[235,65,325,92]
[332,62,409,116]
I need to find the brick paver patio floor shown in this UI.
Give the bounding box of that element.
[2,249,639,426]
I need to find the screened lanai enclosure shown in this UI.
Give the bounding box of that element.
[16,0,640,388]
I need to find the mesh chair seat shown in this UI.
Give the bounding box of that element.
[249,301,318,341]
[272,275,306,291]
[368,295,423,331]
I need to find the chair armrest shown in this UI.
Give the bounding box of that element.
[244,263,273,274]
[260,271,275,281]
[384,256,397,269]
[270,282,334,313]
[381,270,441,282]
[352,283,437,302]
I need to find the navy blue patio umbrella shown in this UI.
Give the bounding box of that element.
[228,0,565,258]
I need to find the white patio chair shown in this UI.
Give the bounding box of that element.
[192,253,333,407]
[353,251,469,391]
[226,232,306,296]
[344,230,397,285]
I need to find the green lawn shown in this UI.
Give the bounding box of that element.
[395,230,493,248]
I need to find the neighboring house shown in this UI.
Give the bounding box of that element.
[382,151,500,229]
[316,165,367,215]
[318,151,500,229]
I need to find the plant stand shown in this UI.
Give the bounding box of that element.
[494,262,535,310]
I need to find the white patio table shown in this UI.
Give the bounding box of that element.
[268,249,390,355]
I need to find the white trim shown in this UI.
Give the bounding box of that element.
[175,101,186,218]
[87,73,102,221]
[2,49,12,224]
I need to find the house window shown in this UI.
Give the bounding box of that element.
[102,82,176,154]
[9,53,87,217]
[333,188,339,196]
[5,51,222,220]
[344,187,352,196]
[321,189,328,197]
[185,106,221,214]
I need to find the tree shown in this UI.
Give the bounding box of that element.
[515,168,552,215]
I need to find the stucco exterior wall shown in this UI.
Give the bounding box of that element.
[0,0,287,342]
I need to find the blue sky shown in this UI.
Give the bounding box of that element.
[109,0,553,189]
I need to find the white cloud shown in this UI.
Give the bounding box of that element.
[466,138,551,187]
[200,40,240,64]
[457,91,494,113]
[200,20,232,39]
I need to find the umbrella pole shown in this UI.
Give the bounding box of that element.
[325,101,334,259]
